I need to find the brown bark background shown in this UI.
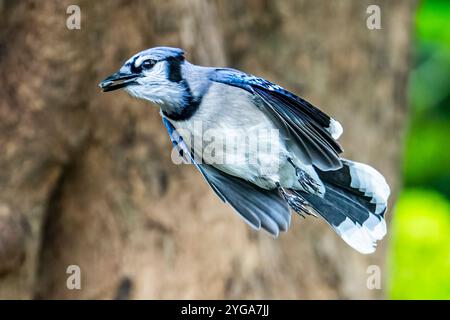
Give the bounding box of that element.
[0,0,414,299]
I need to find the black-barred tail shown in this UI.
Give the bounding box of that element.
[289,159,390,254]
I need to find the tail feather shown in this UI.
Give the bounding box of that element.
[318,159,390,216]
[288,159,390,254]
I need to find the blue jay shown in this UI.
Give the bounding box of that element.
[99,47,390,254]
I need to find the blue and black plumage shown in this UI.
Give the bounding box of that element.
[100,47,390,254]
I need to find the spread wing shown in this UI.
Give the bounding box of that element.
[162,117,291,236]
[209,68,344,171]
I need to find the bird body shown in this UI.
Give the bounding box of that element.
[169,80,317,192]
[100,47,390,254]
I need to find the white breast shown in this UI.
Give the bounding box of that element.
[170,83,290,188]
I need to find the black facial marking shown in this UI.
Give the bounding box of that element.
[166,56,183,83]
[130,56,141,74]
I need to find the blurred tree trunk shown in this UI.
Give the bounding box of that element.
[0,0,414,299]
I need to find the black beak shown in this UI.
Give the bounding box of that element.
[99,71,140,92]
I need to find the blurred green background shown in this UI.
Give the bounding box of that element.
[388,0,450,299]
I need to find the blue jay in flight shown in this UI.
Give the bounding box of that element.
[100,47,390,254]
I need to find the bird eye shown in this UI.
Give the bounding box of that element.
[141,59,156,70]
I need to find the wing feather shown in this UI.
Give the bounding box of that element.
[162,117,291,236]
[210,68,343,170]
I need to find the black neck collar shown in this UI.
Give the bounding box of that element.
[162,79,202,121]
[162,59,206,121]
[162,96,201,121]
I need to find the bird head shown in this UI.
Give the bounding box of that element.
[99,47,192,112]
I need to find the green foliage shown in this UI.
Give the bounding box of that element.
[389,189,450,299]
[416,0,450,46]
[405,0,450,195]
[389,0,450,299]
[404,120,450,194]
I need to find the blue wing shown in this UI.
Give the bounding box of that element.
[209,68,343,171]
[162,117,291,236]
